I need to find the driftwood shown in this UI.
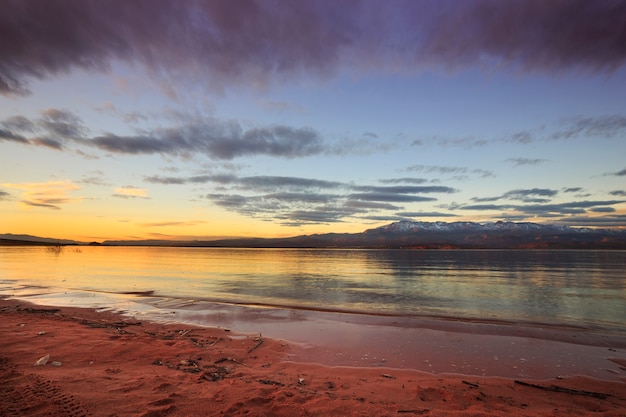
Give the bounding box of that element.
[514,380,610,399]
[258,379,284,386]
[397,409,430,415]
[248,337,264,353]
[214,357,249,367]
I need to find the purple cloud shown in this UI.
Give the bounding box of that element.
[1,1,624,96]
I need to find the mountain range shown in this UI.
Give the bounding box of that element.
[4,221,625,249]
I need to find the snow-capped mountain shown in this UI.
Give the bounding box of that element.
[193,220,626,249]
[357,220,623,249]
[368,220,591,234]
[5,221,625,249]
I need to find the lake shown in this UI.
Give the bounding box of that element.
[1,246,624,332]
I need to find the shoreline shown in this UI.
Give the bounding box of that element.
[1,298,625,416]
[5,292,626,381]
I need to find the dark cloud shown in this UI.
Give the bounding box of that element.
[21,200,61,210]
[146,174,343,191]
[406,164,495,179]
[1,116,35,143]
[207,194,248,210]
[1,109,84,147]
[396,211,458,218]
[455,199,626,218]
[553,215,626,228]
[507,131,534,144]
[613,168,626,176]
[279,208,357,225]
[505,158,549,167]
[0,190,11,200]
[609,190,626,197]
[21,196,78,210]
[112,193,149,199]
[505,114,626,144]
[207,191,361,226]
[563,187,584,193]
[1,115,36,132]
[473,188,558,204]
[79,174,109,186]
[379,178,429,185]
[416,0,626,74]
[239,176,342,191]
[91,134,172,154]
[0,128,28,144]
[144,175,188,185]
[345,200,401,210]
[30,137,64,150]
[90,122,324,159]
[551,114,626,140]
[348,193,437,203]
[198,172,459,225]
[4,111,328,160]
[38,108,87,138]
[353,185,457,194]
[2,1,624,96]
[263,192,334,204]
[412,135,488,149]
[589,207,616,213]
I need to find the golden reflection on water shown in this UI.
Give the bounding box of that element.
[1,246,625,328]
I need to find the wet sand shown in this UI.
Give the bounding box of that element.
[1,298,625,416]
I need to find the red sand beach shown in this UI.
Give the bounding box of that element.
[1,298,625,416]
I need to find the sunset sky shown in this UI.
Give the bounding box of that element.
[1,0,626,242]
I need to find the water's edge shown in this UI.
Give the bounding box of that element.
[4,290,626,381]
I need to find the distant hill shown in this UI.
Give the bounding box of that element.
[4,221,626,249]
[0,233,83,246]
[105,220,626,249]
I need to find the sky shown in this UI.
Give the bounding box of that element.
[1,0,626,242]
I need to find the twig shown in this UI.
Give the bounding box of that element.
[214,357,250,367]
[248,337,264,353]
[258,379,284,386]
[462,380,480,388]
[514,380,610,399]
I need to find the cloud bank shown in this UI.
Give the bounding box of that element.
[2,0,625,96]
[2,109,625,162]
[146,173,457,226]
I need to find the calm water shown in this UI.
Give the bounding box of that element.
[1,246,625,332]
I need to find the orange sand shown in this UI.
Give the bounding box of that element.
[1,299,625,416]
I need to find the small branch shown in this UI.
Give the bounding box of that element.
[258,379,284,386]
[214,357,250,367]
[514,380,610,399]
[397,409,430,415]
[248,337,264,354]
[462,380,480,388]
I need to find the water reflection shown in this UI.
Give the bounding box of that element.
[0,247,624,329]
